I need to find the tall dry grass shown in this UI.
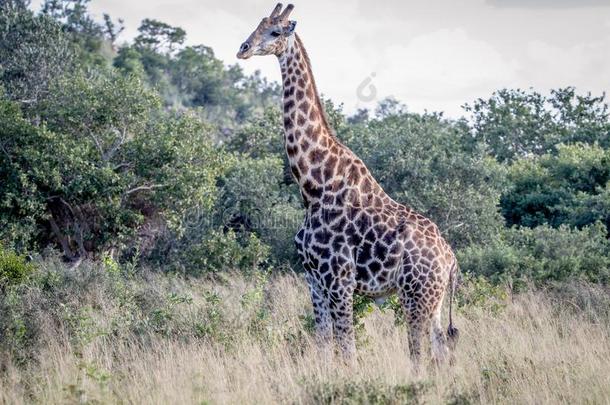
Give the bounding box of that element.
[1,269,609,404]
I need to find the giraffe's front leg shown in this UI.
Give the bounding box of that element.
[306,275,333,347]
[329,283,356,360]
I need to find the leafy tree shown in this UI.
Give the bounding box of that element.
[134,18,186,54]
[111,14,281,126]
[168,46,280,125]
[0,5,75,109]
[227,106,284,159]
[549,87,610,146]
[113,46,146,78]
[216,156,302,264]
[501,143,610,230]
[465,88,610,162]
[40,0,117,66]
[41,0,98,34]
[170,45,242,119]
[375,97,407,119]
[41,70,159,157]
[347,108,370,125]
[0,0,30,11]
[234,69,281,121]
[0,96,48,250]
[459,222,610,285]
[102,13,124,46]
[0,71,225,259]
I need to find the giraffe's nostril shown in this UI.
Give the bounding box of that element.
[240,42,250,53]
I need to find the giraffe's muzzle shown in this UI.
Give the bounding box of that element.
[237,42,253,59]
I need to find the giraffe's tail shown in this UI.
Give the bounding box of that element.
[447,261,460,350]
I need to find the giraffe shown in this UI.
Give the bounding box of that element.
[237,3,459,365]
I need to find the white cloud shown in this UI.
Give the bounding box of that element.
[525,39,610,91]
[359,28,519,116]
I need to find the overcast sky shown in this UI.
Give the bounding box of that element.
[32,0,610,117]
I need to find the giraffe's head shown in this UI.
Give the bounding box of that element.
[237,3,296,59]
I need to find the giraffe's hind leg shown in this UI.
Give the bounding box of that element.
[408,317,427,367]
[402,289,451,368]
[399,291,429,368]
[429,299,450,365]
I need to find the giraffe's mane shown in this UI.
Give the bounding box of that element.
[294,34,338,140]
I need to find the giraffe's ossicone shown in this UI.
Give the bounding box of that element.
[237,3,460,365]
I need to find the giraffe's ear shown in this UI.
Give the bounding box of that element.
[283,20,296,36]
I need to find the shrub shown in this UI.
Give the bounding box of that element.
[501,143,610,230]
[458,222,610,287]
[456,273,510,314]
[0,255,291,366]
[217,155,302,264]
[0,5,76,109]
[0,246,35,287]
[0,75,226,259]
[176,229,270,276]
[226,106,284,159]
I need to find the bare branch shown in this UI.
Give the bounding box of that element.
[68,256,83,271]
[113,162,132,171]
[57,197,76,217]
[446,222,465,232]
[73,220,87,258]
[49,216,75,259]
[90,134,104,156]
[0,142,12,162]
[124,184,167,196]
[103,126,129,161]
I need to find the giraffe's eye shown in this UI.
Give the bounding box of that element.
[270,31,281,38]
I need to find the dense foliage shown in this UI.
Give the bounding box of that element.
[1,0,609,289]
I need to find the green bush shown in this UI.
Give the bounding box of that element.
[226,106,284,159]
[465,88,610,162]
[0,72,226,258]
[0,256,281,363]
[458,222,610,286]
[0,5,76,109]
[0,246,35,286]
[177,229,270,276]
[501,143,610,230]
[456,273,510,314]
[216,155,302,265]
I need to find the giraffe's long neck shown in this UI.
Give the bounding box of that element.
[278,34,387,210]
[278,34,342,207]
